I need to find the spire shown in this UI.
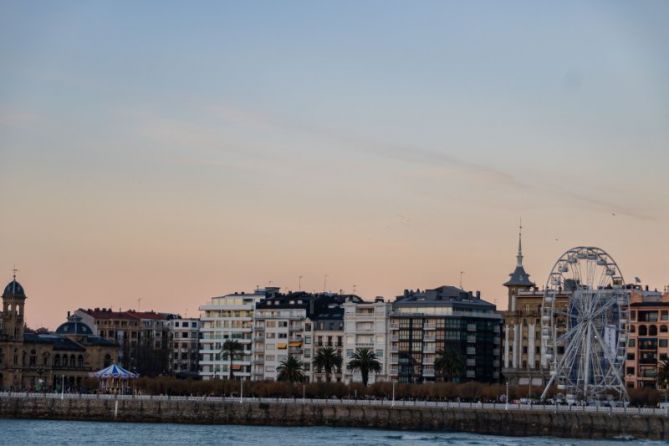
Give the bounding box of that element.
[516,219,524,267]
[504,220,535,289]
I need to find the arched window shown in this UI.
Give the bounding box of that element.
[43,352,50,366]
[29,350,36,367]
[77,355,84,368]
[650,325,658,336]
[103,354,112,367]
[639,325,648,336]
[70,354,76,368]
[54,354,61,368]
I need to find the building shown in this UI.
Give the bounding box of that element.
[342,296,391,384]
[166,317,200,377]
[74,308,176,376]
[501,229,569,386]
[625,287,669,389]
[306,293,363,382]
[0,276,118,391]
[389,285,502,384]
[198,289,266,380]
[253,289,312,381]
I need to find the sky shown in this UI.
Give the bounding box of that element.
[1,1,668,329]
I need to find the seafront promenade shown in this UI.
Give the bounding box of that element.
[0,392,667,440]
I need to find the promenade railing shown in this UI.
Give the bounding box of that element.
[1,391,667,416]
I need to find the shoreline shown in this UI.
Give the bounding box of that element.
[0,395,667,440]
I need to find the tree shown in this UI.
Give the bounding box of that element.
[434,348,463,383]
[313,346,342,382]
[220,339,244,380]
[277,356,305,383]
[347,348,382,386]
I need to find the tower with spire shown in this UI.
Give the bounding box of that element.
[503,222,535,312]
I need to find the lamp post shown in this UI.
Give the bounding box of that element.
[392,381,396,407]
[239,377,244,404]
[505,380,509,410]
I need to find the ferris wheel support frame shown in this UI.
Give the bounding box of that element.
[540,246,630,402]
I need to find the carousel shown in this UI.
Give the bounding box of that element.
[90,363,138,394]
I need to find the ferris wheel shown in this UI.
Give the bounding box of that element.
[540,247,630,402]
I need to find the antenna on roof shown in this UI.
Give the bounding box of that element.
[323,274,328,292]
[137,297,142,311]
[298,275,303,291]
[352,284,357,294]
[459,271,464,289]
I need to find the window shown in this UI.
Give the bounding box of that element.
[639,325,647,336]
[660,339,668,348]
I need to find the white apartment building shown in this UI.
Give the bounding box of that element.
[167,318,200,376]
[198,290,267,380]
[342,297,391,384]
[253,290,310,381]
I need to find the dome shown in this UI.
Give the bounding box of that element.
[2,279,26,299]
[56,318,94,336]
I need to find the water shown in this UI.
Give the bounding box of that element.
[0,420,663,446]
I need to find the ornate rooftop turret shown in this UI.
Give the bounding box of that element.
[503,222,535,289]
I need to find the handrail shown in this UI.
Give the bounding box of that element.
[0,392,667,416]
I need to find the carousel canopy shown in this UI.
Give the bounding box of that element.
[91,363,138,379]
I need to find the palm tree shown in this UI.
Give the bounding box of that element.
[313,346,342,382]
[347,347,382,386]
[434,348,463,383]
[277,355,305,383]
[220,339,243,380]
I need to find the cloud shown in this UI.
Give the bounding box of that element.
[134,103,657,221]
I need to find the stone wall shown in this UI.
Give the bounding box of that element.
[0,397,666,440]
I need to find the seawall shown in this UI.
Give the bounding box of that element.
[0,396,666,440]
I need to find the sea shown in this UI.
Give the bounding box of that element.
[0,420,663,446]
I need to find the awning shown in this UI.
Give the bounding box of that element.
[89,363,138,379]
[277,343,287,349]
[289,341,303,347]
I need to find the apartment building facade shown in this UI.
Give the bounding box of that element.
[625,288,669,389]
[198,290,266,380]
[389,286,502,384]
[74,308,175,375]
[166,317,200,377]
[342,297,391,384]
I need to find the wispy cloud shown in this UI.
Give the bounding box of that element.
[133,103,656,221]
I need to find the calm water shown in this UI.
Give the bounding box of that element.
[0,420,664,446]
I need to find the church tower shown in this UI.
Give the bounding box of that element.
[1,270,26,389]
[2,271,26,341]
[503,223,535,311]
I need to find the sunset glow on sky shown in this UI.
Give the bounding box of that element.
[1,1,668,329]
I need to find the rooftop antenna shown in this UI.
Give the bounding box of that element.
[323,274,328,292]
[459,271,464,289]
[352,284,357,294]
[298,275,303,291]
[137,297,142,311]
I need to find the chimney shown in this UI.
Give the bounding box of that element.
[475,291,481,299]
[375,296,384,303]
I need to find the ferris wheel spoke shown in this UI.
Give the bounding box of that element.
[542,246,628,402]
